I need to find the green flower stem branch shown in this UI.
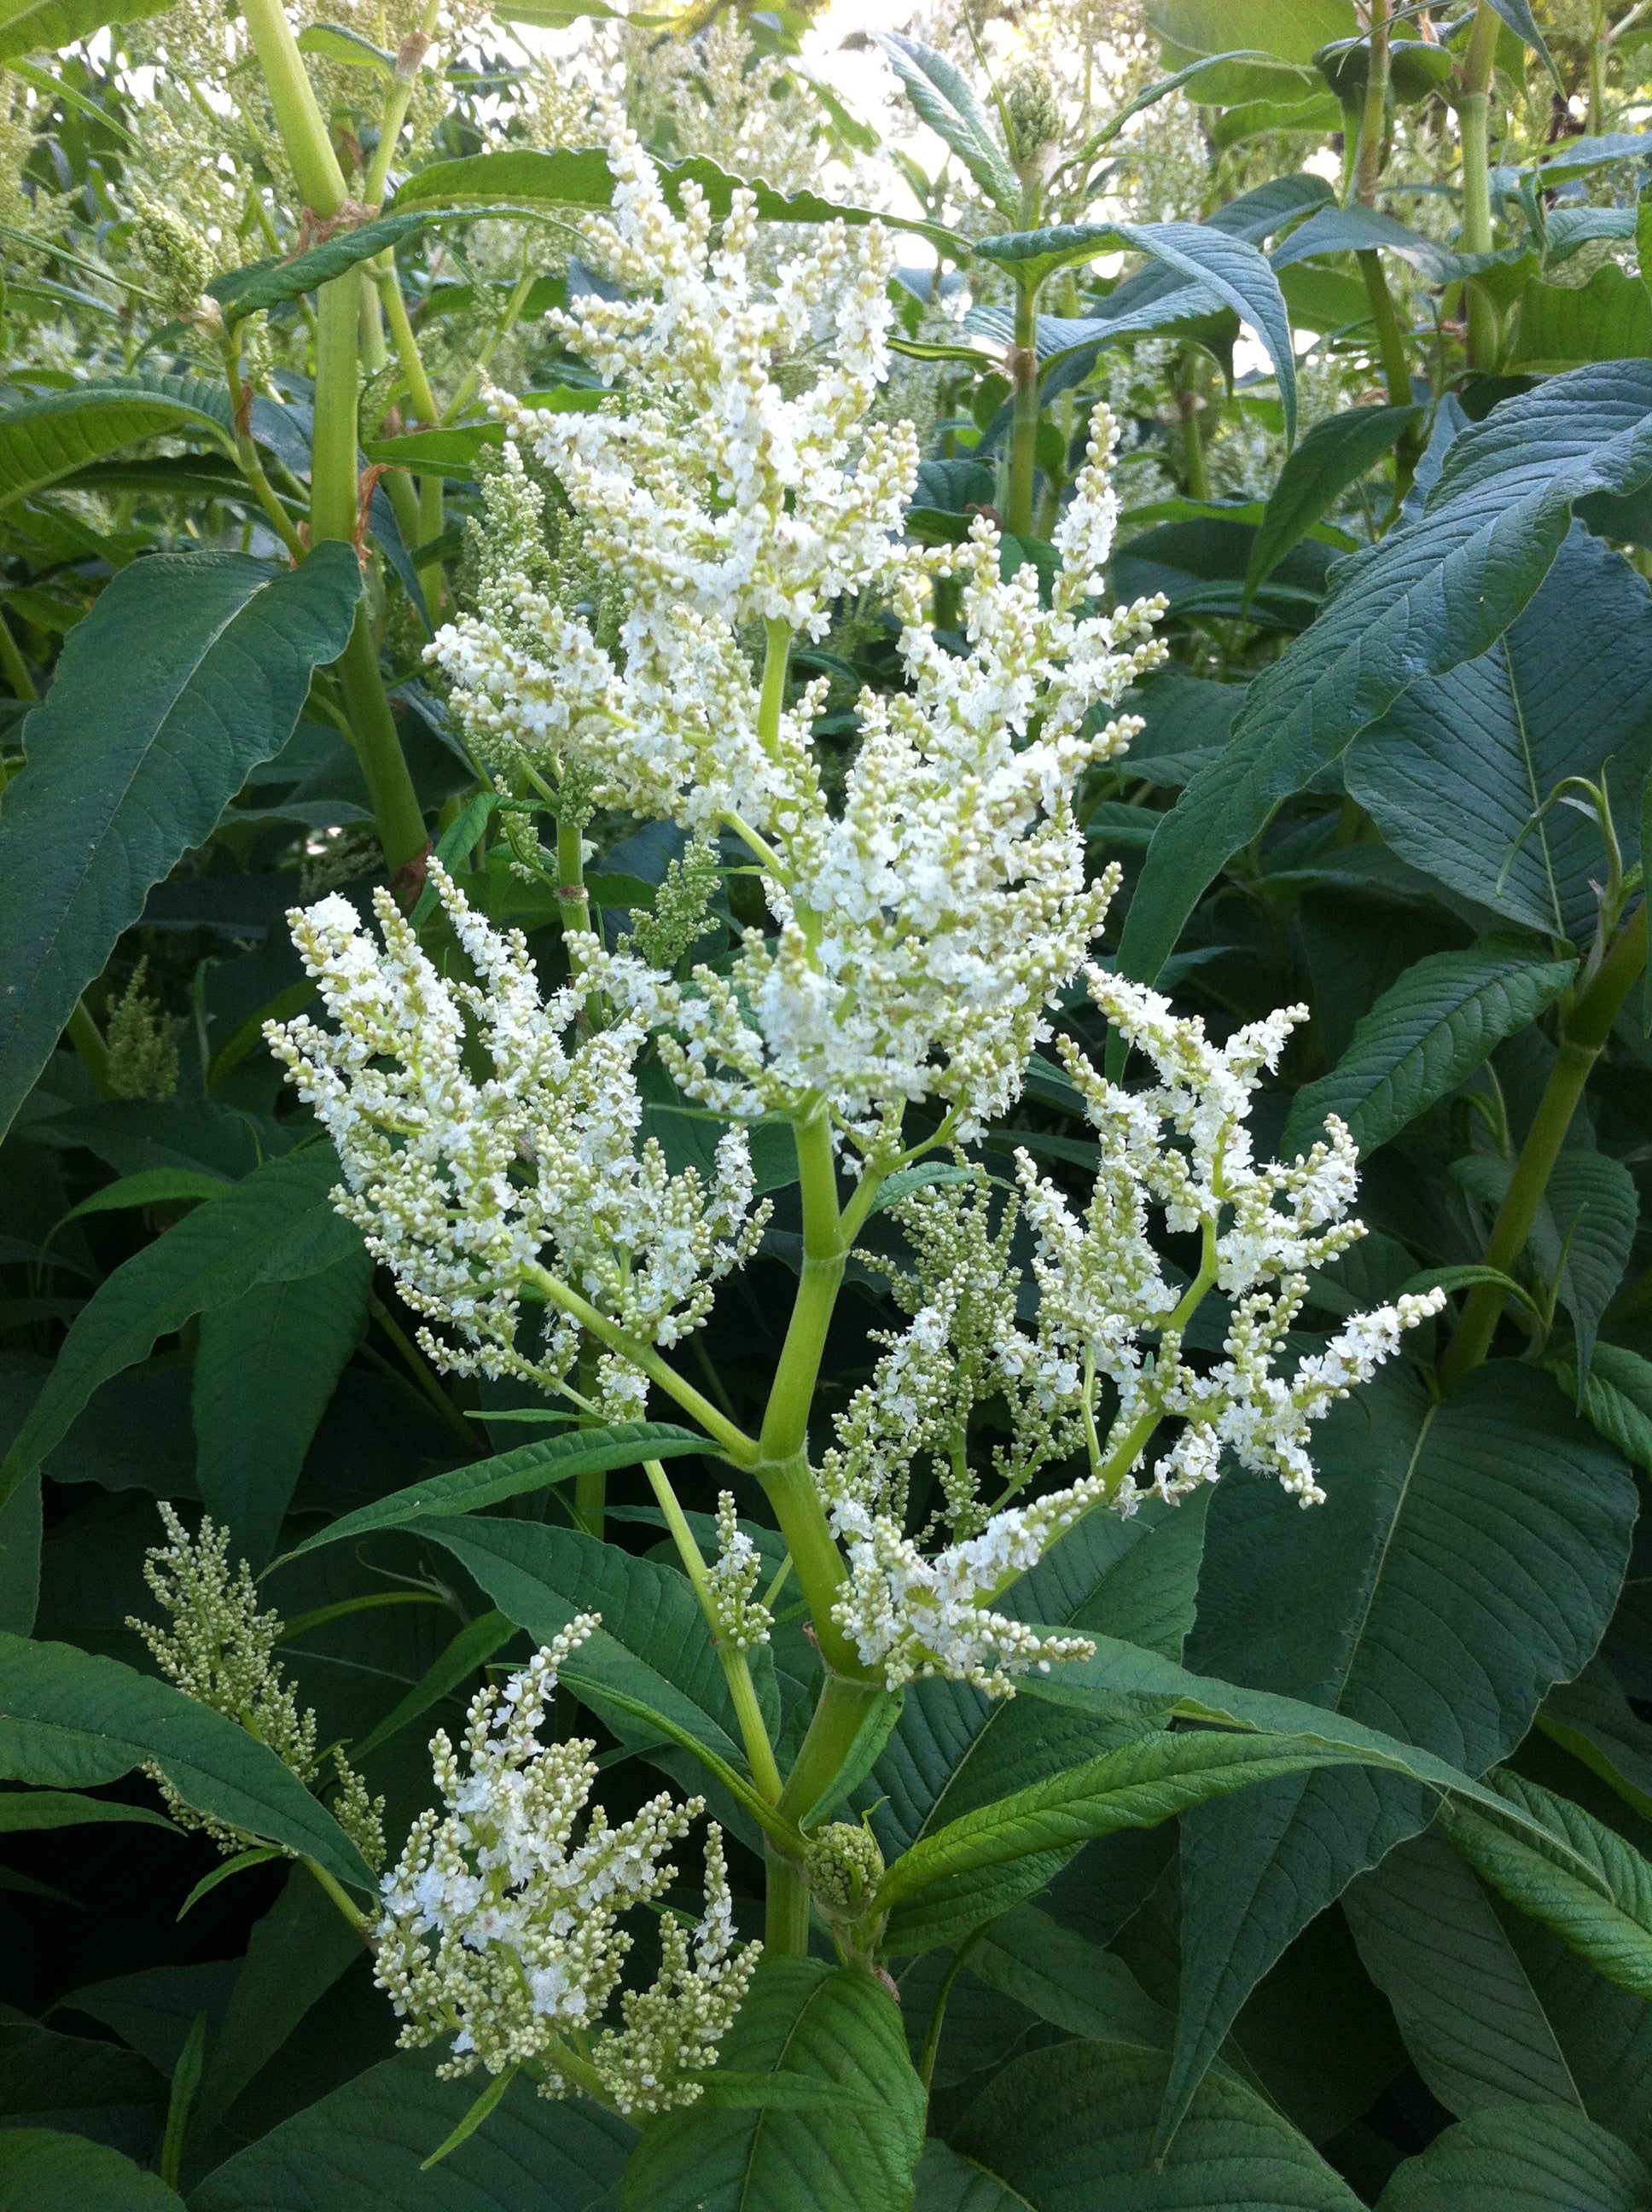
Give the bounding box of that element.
[1456,2,1503,372]
[1439,900,1649,1391]
[239,0,429,884]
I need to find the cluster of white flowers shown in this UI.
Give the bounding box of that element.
[704,1492,774,1651]
[426,125,1165,1149]
[266,868,768,1418]
[376,1615,759,2113]
[825,975,1445,1695]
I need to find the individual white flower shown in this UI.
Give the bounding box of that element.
[376,1614,759,2114]
[265,865,769,1403]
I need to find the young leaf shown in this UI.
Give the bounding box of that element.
[1282,936,1577,1159]
[1166,1360,1637,2152]
[0,1633,373,1892]
[1560,1342,1652,1476]
[620,1960,926,2212]
[945,2040,1364,2211]
[1246,405,1420,599]
[0,1147,364,1517]
[0,2129,183,2210]
[0,546,362,1146]
[188,2049,634,2209]
[1115,361,1652,995]
[1345,527,1652,947]
[1533,1150,1638,1388]
[868,32,1019,214]
[271,1420,708,1564]
[1379,2104,1649,2210]
[1345,1828,1588,2121]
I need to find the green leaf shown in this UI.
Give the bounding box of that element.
[0,1632,372,1891]
[945,2040,1363,2210]
[1166,1360,1637,2151]
[1533,1150,1637,1388]
[1115,362,1652,994]
[1561,1342,1652,1476]
[1378,2106,1649,2210]
[294,18,395,69]
[0,374,247,509]
[0,2017,166,2153]
[189,2049,633,2209]
[977,218,1297,442]
[1442,1771,1652,2001]
[348,1607,515,1762]
[869,32,1018,213]
[193,1248,373,1569]
[209,211,441,326]
[1510,266,1652,372]
[1144,0,1357,107]
[272,1421,708,1565]
[0,2131,183,2210]
[0,1146,363,1518]
[56,1168,233,1227]
[1247,405,1419,598]
[1269,201,1463,285]
[967,1902,1185,2061]
[1346,1828,1589,2120]
[0,546,362,1149]
[620,1960,925,2212]
[1345,527,1652,946]
[391,144,962,253]
[1282,935,1576,1159]
[1541,1658,1652,1826]
[1480,0,1565,90]
[0,1785,175,1831]
[0,0,169,62]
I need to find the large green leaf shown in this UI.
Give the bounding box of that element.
[0,375,248,509]
[1346,1829,1588,2118]
[1269,202,1463,285]
[273,1421,708,1565]
[1115,363,1652,992]
[1166,1361,1637,2151]
[0,1147,363,1518]
[1282,936,1576,1158]
[868,32,1018,213]
[1565,1344,1652,1476]
[1246,405,1419,599]
[1144,0,1356,106]
[1510,267,1652,373]
[1344,527,1652,946]
[0,0,169,60]
[0,2131,182,2211]
[1378,2105,1650,2210]
[1541,1657,1652,1825]
[944,2040,1362,2210]
[1534,1151,1638,1388]
[976,218,1297,441]
[0,1632,371,1891]
[189,2049,633,2209]
[620,1961,925,2212]
[193,1249,373,1570]
[392,144,961,252]
[0,546,362,1148]
[1441,1771,1652,2000]
[0,2018,166,2155]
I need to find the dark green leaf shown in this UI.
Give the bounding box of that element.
[0,1147,364,1517]
[0,546,361,1147]
[1533,1150,1637,1388]
[0,1632,371,1889]
[1541,1658,1652,1825]
[209,212,441,326]
[0,2019,166,2155]
[1116,363,1652,993]
[620,1961,925,2212]
[868,32,1018,214]
[1378,2105,1649,2210]
[1247,405,1418,598]
[0,2131,182,2210]
[0,375,243,509]
[1282,936,1576,1158]
[1562,1343,1652,1476]
[0,1785,174,1831]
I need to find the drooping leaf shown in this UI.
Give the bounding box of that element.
[1166,1360,1636,2151]
[189,2048,633,2210]
[0,375,242,509]
[0,1786,174,1832]
[273,1421,709,1565]
[1441,1770,1652,2001]
[1540,1658,1652,1826]
[0,2130,183,2210]
[1378,2105,1649,2210]
[0,1146,364,1518]
[1115,363,1652,994]
[1533,1150,1638,1388]
[945,2040,1363,2211]
[193,1248,373,1569]
[1343,527,1652,947]
[391,144,961,252]
[1246,405,1419,598]
[620,1961,926,2212]
[1346,1828,1587,2119]
[1282,936,1576,1159]
[0,547,362,1147]
[868,32,1018,214]
[0,0,170,62]
[1563,1343,1652,1476]
[208,211,445,326]
[0,1633,372,1891]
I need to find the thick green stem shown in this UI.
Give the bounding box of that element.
[556,812,592,939]
[237,0,349,216]
[1007,278,1040,537]
[1590,17,1608,132]
[1457,3,1502,372]
[764,1672,887,1954]
[1355,0,1391,206]
[337,613,429,877]
[1439,904,1649,1391]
